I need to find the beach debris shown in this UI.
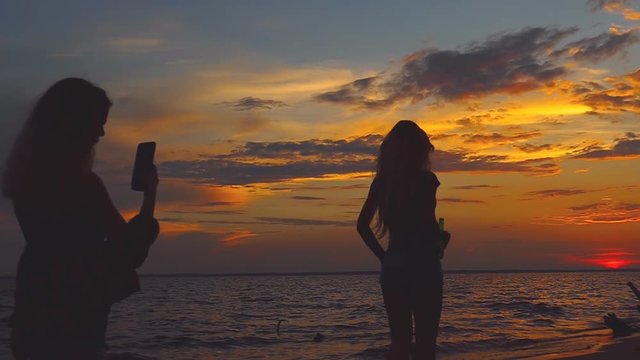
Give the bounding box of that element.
[313,332,325,342]
[277,319,286,336]
[601,282,640,337]
[604,313,634,337]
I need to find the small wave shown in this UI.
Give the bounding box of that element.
[352,344,388,359]
[145,335,250,349]
[333,324,362,330]
[239,296,275,303]
[441,336,541,352]
[487,300,565,316]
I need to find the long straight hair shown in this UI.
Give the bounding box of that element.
[374,120,434,237]
[2,78,112,199]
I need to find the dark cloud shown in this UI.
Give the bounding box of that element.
[580,91,640,112]
[159,135,561,185]
[220,134,383,160]
[571,68,640,113]
[451,185,501,190]
[291,196,326,201]
[525,189,589,198]
[160,157,375,185]
[463,131,541,144]
[316,25,638,110]
[454,115,485,130]
[552,30,639,62]
[535,200,640,225]
[574,138,640,159]
[455,117,485,130]
[254,216,353,227]
[315,27,577,108]
[438,198,486,204]
[221,96,288,111]
[451,112,507,130]
[159,135,381,185]
[432,150,560,175]
[514,143,554,153]
[314,76,383,108]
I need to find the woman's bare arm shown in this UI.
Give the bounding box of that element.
[87,172,159,269]
[357,179,386,262]
[88,165,158,238]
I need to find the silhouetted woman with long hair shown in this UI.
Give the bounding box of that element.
[3,78,159,359]
[357,120,449,360]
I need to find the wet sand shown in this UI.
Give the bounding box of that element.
[554,334,640,359]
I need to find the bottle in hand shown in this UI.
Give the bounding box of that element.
[438,217,450,259]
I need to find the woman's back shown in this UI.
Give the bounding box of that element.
[375,170,440,249]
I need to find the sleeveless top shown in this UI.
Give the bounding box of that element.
[375,170,440,251]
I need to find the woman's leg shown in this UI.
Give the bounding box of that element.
[412,280,443,360]
[382,286,413,360]
[10,328,29,360]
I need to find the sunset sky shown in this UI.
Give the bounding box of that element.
[1,0,639,274]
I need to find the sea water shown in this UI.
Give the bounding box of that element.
[1,271,639,359]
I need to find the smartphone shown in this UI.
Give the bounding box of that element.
[131,142,156,191]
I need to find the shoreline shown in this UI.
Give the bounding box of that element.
[550,333,640,359]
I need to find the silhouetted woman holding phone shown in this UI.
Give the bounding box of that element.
[3,78,159,359]
[357,120,449,360]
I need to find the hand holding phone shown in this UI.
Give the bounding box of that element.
[131,142,156,192]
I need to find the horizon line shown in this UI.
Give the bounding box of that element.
[4,268,640,279]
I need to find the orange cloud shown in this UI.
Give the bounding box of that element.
[160,221,207,234]
[158,220,256,246]
[533,199,640,225]
[221,230,257,245]
[572,68,640,113]
[589,0,640,21]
